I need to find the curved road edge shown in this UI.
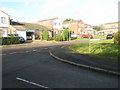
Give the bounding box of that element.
[49,49,120,76]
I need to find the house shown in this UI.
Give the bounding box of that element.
[0,10,15,37]
[100,22,118,35]
[36,17,63,36]
[85,24,97,35]
[11,21,51,40]
[63,20,86,34]
[63,20,95,35]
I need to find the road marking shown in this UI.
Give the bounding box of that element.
[9,52,17,54]
[44,48,48,50]
[16,77,49,89]
[33,50,37,52]
[26,51,31,53]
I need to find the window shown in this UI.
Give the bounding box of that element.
[1,17,7,24]
[82,24,84,27]
[54,22,57,25]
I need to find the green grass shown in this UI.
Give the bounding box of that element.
[69,39,119,61]
[93,35,106,39]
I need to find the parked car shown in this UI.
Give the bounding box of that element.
[106,34,114,39]
[80,34,93,39]
[8,34,25,43]
[19,36,25,43]
[71,34,79,37]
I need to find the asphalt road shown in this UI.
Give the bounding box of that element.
[2,41,119,88]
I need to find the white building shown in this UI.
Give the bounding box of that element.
[37,17,63,36]
[0,10,10,37]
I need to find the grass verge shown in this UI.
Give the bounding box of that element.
[69,39,119,61]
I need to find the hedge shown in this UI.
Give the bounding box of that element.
[43,30,49,40]
[114,30,120,45]
[53,34,63,41]
[2,36,20,45]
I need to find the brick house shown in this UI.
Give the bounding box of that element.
[100,22,118,35]
[0,10,15,37]
[36,17,63,37]
[63,20,95,35]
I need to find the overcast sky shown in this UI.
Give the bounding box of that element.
[0,0,119,25]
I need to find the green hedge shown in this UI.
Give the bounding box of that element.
[53,34,63,41]
[2,36,20,45]
[43,30,49,40]
[114,30,120,45]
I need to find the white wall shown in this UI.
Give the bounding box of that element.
[0,10,9,27]
[16,30,27,40]
[52,19,63,30]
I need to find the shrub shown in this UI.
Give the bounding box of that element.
[2,36,20,45]
[62,28,70,41]
[53,34,63,41]
[43,30,49,40]
[114,30,120,45]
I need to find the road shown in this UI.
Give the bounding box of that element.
[2,40,119,88]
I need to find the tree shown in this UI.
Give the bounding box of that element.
[63,18,74,22]
[114,30,120,45]
[62,28,69,41]
[93,26,102,31]
[43,30,49,40]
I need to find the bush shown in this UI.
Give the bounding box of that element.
[114,30,120,45]
[62,28,70,41]
[2,36,20,45]
[53,34,63,41]
[43,30,49,40]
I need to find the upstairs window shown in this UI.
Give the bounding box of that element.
[54,22,57,26]
[1,17,7,24]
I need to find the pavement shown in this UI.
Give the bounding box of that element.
[49,45,120,76]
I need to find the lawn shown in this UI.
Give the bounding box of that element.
[69,39,119,61]
[93,35,106,39]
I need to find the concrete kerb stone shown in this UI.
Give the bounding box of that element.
[49,49,120,76]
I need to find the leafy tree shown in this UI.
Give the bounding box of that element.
[93,26,102,31]
[39,31,43,40]
[43,30,49,40]
[63,18,74,22]
[114,30,120,45]
[54,34,63,41]
[62,28,70,41]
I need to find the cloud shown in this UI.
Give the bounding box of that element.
[73,0,118,25]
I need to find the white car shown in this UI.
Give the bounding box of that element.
[71,34,79,37]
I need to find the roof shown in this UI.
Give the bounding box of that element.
[63,20,82,24]
[105,22,118,24]
[37,17,59,22]
[11,22,50,30]
[0,9,10,16]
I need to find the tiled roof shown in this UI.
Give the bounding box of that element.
[37,17,59,22]
[11,22,50,30]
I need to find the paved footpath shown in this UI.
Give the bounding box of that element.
[50,45,119,75]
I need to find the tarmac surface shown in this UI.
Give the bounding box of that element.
[50,45,119,75]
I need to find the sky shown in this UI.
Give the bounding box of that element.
[0,0,119,25]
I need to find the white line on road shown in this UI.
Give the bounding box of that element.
[26,51,31,53]
[33,50,37,52]
[9,52,17,54]
[16,77,49,89]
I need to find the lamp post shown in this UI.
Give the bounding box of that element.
[69,23,71,41]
